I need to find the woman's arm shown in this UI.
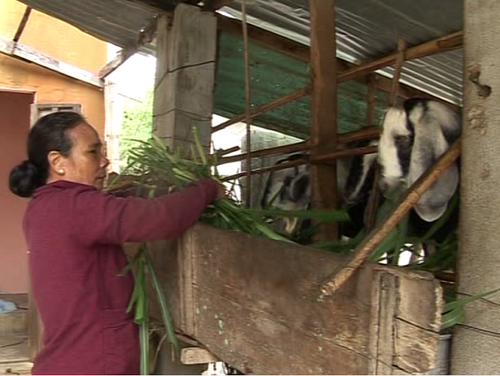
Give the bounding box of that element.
[72,179,219,245]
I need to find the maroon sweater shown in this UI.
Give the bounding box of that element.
[24,179,218,375]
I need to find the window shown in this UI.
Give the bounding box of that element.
[31,103,82,125]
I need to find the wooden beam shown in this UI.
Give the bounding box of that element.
[222,157,308,181]
[309,0,338,241]
[211,86,311,133]
[366,75,377,125]
[216,125,379,165]
[181,347,218,365]
[123,0,177,13]
[203,0,234,11]
[12,6,32,44]
[99,16,158,79]
[311,145,378,165]
[320,138,461,296]
[0,36,102,88]
[218,140,309,165]
[222,143,376,181]
[339,31,463,83]
[388,39,407,105]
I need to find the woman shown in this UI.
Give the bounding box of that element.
[9,111,224,375]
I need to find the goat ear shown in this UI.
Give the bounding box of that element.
[407,101,461,222]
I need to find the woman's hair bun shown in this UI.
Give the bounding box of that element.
[9,160,44,198]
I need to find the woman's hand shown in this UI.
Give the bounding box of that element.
[215,181,227,200]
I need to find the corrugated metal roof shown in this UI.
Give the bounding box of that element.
[17,0,159,54]
[14,0,463,137]
[221,0,463,105]
[17,0,463,106]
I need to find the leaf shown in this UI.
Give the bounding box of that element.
[441,286,500,330]
[242,208,350,222]
[134,258,146,323]
[443,287,500,314]
[441,306,466,330]
[146,252,180,356]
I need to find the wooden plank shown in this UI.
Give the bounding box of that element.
[309,0,338,241]
[394,319,439,373]
[0,336,29,364]
[388,39,407,106]
[339,31,462,83]
[0,37,102,88]
[366,75,377,125]
[12,6,32,44]
[27,288,42,362]
[188,226,371,375]
[215,125,380,166]
[211,86,311,133]
[151,224,443,375]
[0,361,32,375]
[369,272,398,374]
[204,0,234,11]
[222,144,377,181]
[181,347,218,365]
[99,16,157,79]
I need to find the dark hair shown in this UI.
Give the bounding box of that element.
[9,111,85,197]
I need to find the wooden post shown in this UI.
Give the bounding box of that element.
[451,1,500,373]
[309,0,338,241]
[153,6,217,154]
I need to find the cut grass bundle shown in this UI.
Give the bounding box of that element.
[110,130,350,374]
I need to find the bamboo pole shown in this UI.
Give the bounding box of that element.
[320,138,461,296]
[222,157,308,181]
[215,125,380,166]
[218,141,309,165]
[366,74,377,126]
[389,39,407,105]
[211,86,311,133]
[311,145,378,164]
[215,146,240,157]
[222,143,377,181]
[338,31,462,83]
[241,0,252,207]
[365,75,381,231]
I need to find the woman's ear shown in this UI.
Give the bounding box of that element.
[47,150,67,176]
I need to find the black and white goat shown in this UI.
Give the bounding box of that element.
[260,140,377,240]
[378,98,461,222]
[260,98,461,241]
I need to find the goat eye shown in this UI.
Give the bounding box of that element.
[394,135,411,147]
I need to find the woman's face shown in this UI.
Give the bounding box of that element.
[51,123,109,190]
